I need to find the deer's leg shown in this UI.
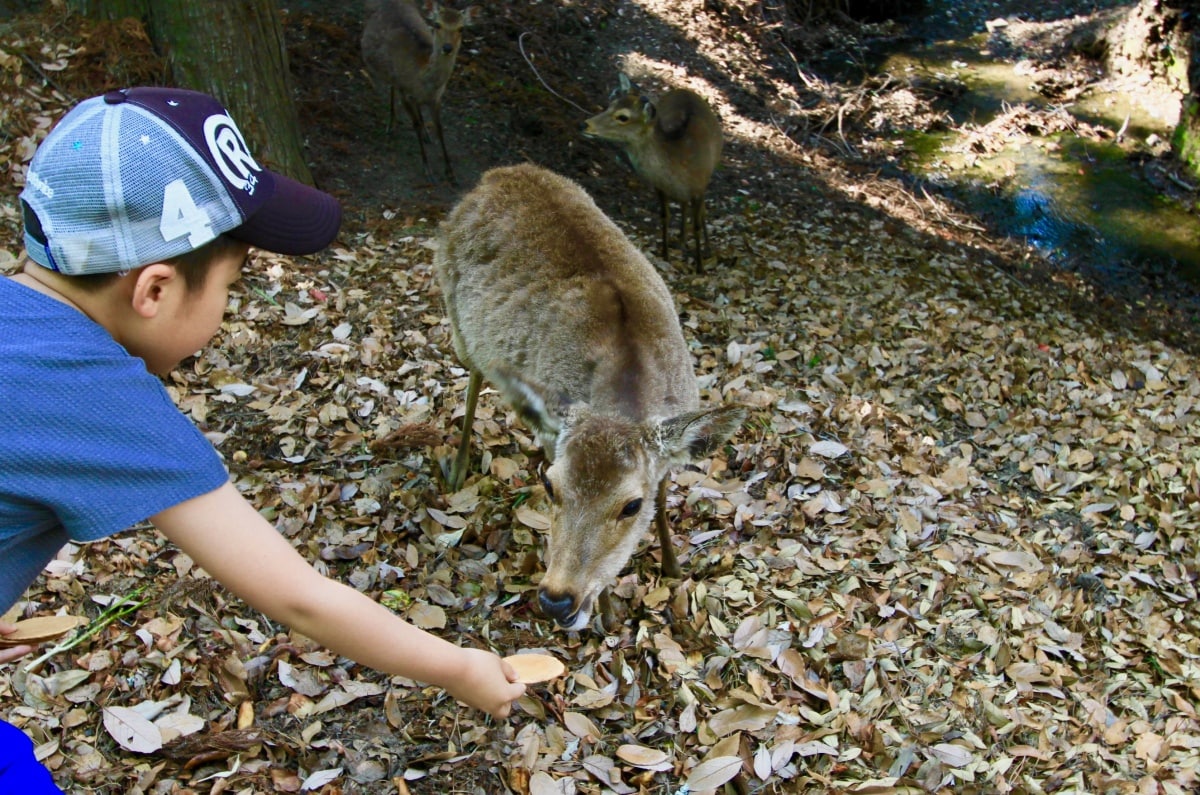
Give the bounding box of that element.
[690,198,704,273]
[400,96,433,179]
[656,476,681,579]
[429,102,456,185]
[598,589,618,633]
[448,369,483,491]
[657,190,670,261]
[679,200,689,265]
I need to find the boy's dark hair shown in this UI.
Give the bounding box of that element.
[51,234,245,294]
[23,198,244,293]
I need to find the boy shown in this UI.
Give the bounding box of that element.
[0,87,525,790]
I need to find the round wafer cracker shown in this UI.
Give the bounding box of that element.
[504,653,566,683]
[0,615,86,646]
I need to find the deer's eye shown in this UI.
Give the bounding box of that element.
[540,467,555,501]
[619,498,642,519]
[614,111,630,123]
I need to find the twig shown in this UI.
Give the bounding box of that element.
[835,102,852,155]
[1115,113,1129,143]
[1166,170,1197,192]
[919,185,987,232]
[18,53,74,103]
[518,31,589,114]
[766,114,806,154]
[779,40,820,92]
[23,586,149,672]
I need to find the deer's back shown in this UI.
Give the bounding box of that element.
[436,164,699,421]
[639,90,722,203]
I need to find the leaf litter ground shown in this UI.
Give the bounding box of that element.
[1,2,1199,794]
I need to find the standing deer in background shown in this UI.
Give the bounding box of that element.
[361,0,479,184]
[582,73,723,272]
[434,164,746,631]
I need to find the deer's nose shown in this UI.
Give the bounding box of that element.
[441,43,454,55]
[538,589,578,627]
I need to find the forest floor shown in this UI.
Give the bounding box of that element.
[1,1,1199,794]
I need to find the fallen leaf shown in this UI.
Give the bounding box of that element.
[301,767,342,790]
[809,440,849,458]
[616,744,671,770]
[685,756,742,790]
[564,711,602,742]
[408,602,446,629]
[102,706,162,753]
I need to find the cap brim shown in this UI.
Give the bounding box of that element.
[228,172,342,256]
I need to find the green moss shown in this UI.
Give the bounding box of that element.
[900,129,951,163]
[1173,98,1200,180]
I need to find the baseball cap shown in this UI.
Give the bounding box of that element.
[20,86,342,275]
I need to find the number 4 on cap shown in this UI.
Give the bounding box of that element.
[160,178,216,248]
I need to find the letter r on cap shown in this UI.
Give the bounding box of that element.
[203,113,261,193]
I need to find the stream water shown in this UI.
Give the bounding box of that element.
[875,11,1200,292]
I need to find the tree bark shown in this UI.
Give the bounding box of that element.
[68,0,315,185]
[1105,0,1192,95]
[1105,0,1197,179]
[1175,90,1199,180]
[69,0,144,19]
[1172,25,1199,179]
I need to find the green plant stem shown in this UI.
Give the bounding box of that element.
[23,587,149,672]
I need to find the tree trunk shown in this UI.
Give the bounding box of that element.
[1105,0,1192,95]
[1172,28,1199,179]
[69,0,144,19]
[68,0,315,185]
[1105,0,1197,179]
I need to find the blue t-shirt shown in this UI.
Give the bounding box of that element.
[0,276,230,612]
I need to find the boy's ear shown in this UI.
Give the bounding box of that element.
[129,263,179,319]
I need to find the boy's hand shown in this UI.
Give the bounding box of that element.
[445,648,527,719]
[0,622,33,664]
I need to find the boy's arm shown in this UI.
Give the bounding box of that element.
[152,481,525,718]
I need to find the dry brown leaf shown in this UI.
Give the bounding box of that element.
[515,505,550,531]
[616,744,672,770]
[407,602,446,629]
[0,615,85,645]
[685,756,742,790]
[503,653,565,683]
[563,712,602,742]
[102,706,163,754]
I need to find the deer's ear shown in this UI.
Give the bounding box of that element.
[461,6,481,25]
[489,363,570,442]
[618,72,634,93]
[656,405,747,463]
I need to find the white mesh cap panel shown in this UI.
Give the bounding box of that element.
[110,105,244,271]
[24,100,114,273]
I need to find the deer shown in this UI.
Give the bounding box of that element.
[433,164,746,632]
[361,0,479,184]
[582,72,723,273]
